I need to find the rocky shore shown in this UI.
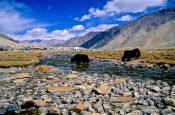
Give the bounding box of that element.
[0,54,175,115]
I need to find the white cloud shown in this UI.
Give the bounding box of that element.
[0,10,34,33]
[70,25,85,31]
[10,24,117,41]
[78,0,165,21]
[0,0,47,34]
[11,28,74,41]
[117,15,134,21]
[79,14,91,21]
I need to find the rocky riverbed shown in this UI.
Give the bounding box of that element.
[0,53,175,115]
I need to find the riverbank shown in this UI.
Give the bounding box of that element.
[0,52,175,114]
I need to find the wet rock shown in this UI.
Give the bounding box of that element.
[0,108,6,115]
[6,104,17,112]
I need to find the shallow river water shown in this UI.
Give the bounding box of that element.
[41,53,175,84]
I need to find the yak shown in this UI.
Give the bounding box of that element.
[122,48,141,61]
[71,54,90,64]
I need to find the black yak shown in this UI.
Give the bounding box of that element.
[122,48,141,61]
[71,54,90,64]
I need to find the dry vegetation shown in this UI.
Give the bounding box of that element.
[0,48,175,68]
[78,48,175,65]
[0,51,45,68]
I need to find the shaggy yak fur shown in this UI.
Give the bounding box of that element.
[71,54,90,64]
[122,48,141,61]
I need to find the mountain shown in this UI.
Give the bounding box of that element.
[64,32,99,47]
[0,34,44,49]
[0,33,19,48]
[78,8,175,49]
[22,39,66,46]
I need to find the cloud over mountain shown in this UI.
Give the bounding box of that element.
[77,0,165,21]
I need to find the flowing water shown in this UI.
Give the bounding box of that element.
[41,54,175,84]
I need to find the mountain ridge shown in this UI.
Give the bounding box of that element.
[64,8,175,49]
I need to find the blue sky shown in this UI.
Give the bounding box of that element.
[0,0,173,41]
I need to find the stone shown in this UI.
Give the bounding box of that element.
[65,73,79,78]
[37,65,56,73]
[152,86,161,93]
[48,79,61,83]
[110,97,133,103]
[127,110,143,115]
[84,102,95,113]
[113,78,128,84]
[6,104,18,112]
[163,97,175,106]
[38,107,47,115]
[47,86,76,93]
[103,102,111,112]
[90,113,107,115]
[96,84,111,94]
[123,92,133,97]
[0,99,8,103]
[45,98,53,103]
[0,108,6,115]
[13,78,28,84]
[75,102,84,111]
[93,101,104,113]
[9,73,30,80]
[141,106,159,114]
[162,87,171,95]
[133,92,140,97]
[161,106,175,115]
[34,100,47,107]
[48,107,61,115]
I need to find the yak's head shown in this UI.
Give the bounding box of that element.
[71,57,75,63]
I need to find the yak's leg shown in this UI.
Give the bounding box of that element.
[76,61,80,65]
[122,57,125,61]
[127,58,131,61]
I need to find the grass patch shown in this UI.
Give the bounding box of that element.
[0,51,45,68]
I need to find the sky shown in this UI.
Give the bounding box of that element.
[0,0,174,41]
